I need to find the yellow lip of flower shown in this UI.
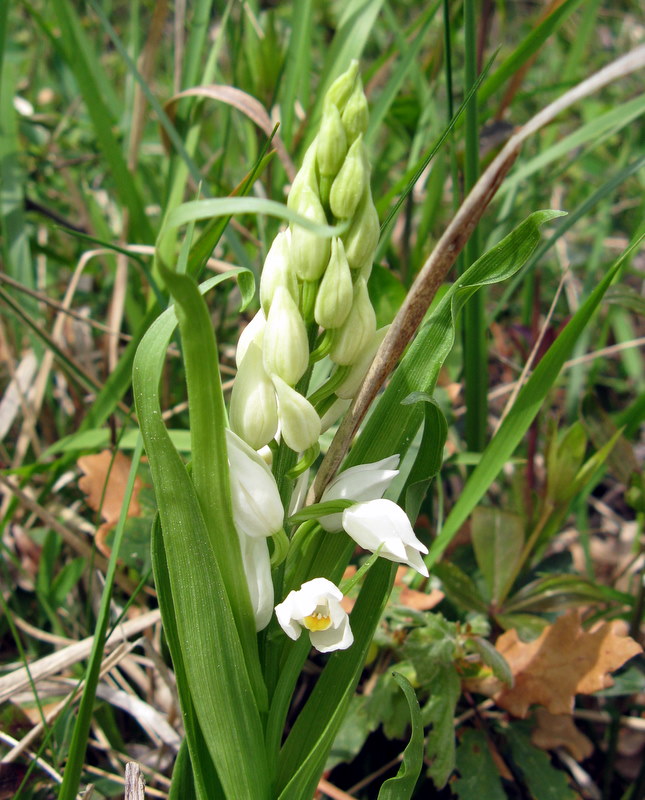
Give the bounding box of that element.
[304,610,332,632]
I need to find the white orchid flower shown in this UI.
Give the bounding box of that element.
[225,429,284,539]
[238,534,274,632]
[319,455,400,531]
[342,499,429,577]
[275,577,353,653]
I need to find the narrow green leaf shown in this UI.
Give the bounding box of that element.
[165,196,347,238]
[133,280,270,798]
[501,94,645,195]
[467,637,513,685]
[280,0,313,146]
[478,0,585,106]
[427,232,645,569]
[402,394,448,522]
[377,673,424,800]
[152,519,224,800]
[502,574,633,615]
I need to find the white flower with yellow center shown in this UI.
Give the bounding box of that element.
[275,578,353,653]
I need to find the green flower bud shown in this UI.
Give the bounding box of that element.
[314,237,353,329]
[329,136,368,219]
[317,103,347,178]
[263,286,309,385]
[341,79,369,143]
[289,185,331,281]
[329,277,376,366]
[272,374,321,452]
[230,341,279,450]
[287,142,319,213]
[336,325,389,399]
[324,60,359,113]
[260,230,298,315]
[235,311,265,367]
[342,185,379,271]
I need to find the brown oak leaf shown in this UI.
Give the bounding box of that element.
[493,610,642,717]
[531,709,593,761]
[78,450,144,556]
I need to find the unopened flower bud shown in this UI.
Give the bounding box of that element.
[263,287,309,386]
[324,60,359,114]
[336,325,389,399]
[290,185,331,281]
[272,375,321,452]
[230,341,279,450]
[317,103,347,178]
[235,311,266,368]
[287,142,318,212]
[329,277,376,366]
[260,230,297,315]
[329,136,368,219]
[341,79,369,143]
[314,237,353,329]
[342,185,380,271]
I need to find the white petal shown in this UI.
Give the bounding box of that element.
[319,456,400,532]
[226,429,284,538]
[342,499,428,576]
[238,535,274,631]
[310,614,354,653]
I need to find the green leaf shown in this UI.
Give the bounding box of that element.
[467,637,512,685]
[368,263,408,327]
[50,558,86,610]
[504,721,577,800]
[377,672,424,800]
[423,664,461,789]
[471,507,525,606]
[478,0,585,106]
[426,231,645,570]
[502,574,633,615]
[152,518,224,800]
[432,563,488,614]
[133,278,270,798]
[402,394,448,523]
[453,729,506,800]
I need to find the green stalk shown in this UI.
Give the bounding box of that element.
[462,0,487,454]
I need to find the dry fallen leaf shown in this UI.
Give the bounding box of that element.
[492,611,642,717]
[531,708,594,761]
[78,450,144,556]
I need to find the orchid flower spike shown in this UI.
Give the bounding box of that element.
[275,578,353,653]
[342,499,429,577]
[319,456,400,531]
